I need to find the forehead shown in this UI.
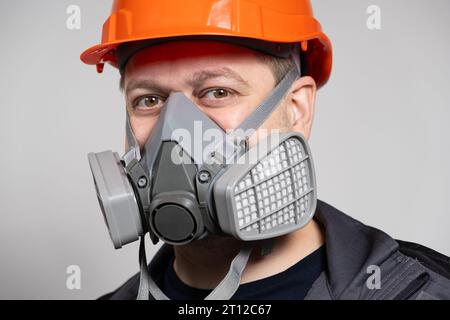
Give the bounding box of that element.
[124,40,267,77]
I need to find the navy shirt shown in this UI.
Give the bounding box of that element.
[162,245,326,300]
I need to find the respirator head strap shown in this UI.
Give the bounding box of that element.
[235,66,299,135]
[136,236,254,300]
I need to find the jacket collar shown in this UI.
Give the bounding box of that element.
[313,200,399,299]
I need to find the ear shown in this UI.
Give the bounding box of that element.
[288,76,317,140]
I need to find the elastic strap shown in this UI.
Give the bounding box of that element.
[236,67,298,133]
[136,237,254,300]
[136,237,151,300]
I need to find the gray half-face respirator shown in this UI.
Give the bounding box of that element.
[87,66,317,300]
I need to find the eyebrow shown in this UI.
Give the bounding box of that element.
[125,79,171,96]
[187,67,250,88]
[125,67,250,96]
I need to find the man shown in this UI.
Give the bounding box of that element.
[81,0,450,300]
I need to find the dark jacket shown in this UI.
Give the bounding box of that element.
[101,200,450,300]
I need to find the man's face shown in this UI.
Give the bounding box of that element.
[123,40,315,148]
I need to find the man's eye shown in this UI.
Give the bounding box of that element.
[135,96,164,108]
[204,88,231,99]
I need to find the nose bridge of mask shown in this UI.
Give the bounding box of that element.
[141,92,234,170]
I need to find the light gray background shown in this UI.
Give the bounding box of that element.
[0,0,449,299]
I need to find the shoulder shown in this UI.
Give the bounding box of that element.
[394,240,450,299]
[315,200,450,299]
[396,240,450,280]
[98,272,140,300]
[316,199,450,280]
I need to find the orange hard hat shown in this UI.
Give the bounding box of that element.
[80,0,332,88]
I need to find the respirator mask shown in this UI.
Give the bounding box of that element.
[87,65,317,300]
